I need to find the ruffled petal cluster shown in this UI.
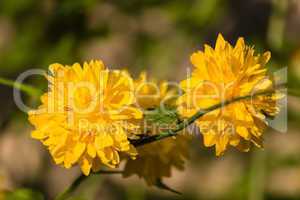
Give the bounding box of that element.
[134,72,175,110]
[123,135,190,185]
[29,60,142,175]
[123,72,190,184]
[177,34,283,156]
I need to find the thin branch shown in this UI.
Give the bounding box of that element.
[0,77,41,97]
[54,174,86,200]
[131,87,284,147]
[156,179,182,195]
[93,170,124,174]
[54,170,123,200]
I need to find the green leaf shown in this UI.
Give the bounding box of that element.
[144,107,179,125]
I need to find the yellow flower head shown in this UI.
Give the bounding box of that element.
[123,72,190,184]
[177,34,282,156]
[123,135,190,185]
[28,60,142,175]
[134,72,175,110]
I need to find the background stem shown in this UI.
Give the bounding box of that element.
[248,150,266,200]
[54,171,123,200]
[0,77,41,97]
[55,174,86,200]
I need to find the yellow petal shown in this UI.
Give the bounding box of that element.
[72,142,86,162]
[31,130,47,139]
[80,156,92,176]
[215,135,229,156]
[260,51,271,65]
[95,135,113,149]
[236,126,250,140]
[87,144,97,158]
[203,131,216,147]
[215,33,226,51]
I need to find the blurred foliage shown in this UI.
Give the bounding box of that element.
[5,188,44,200]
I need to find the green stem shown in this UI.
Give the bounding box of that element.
[55,174,86,200]
[0,77,41,97]
[248,150,266,200]
[131,88,282,147]
[54,170,123,200]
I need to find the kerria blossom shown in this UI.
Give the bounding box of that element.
[28,60,142,175]
[177,34,283,156]
[134,71,175,110]
[123,72,190,185]
[123,135,190,185]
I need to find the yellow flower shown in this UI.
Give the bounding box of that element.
[28,60,142,175]
[123,72,190,185]
[123,135,190,185]
[177,34,283,156]
[134,72,175,110]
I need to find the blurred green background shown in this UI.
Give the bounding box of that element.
[0,0,300,199]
